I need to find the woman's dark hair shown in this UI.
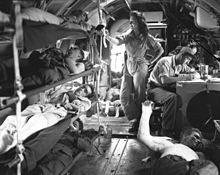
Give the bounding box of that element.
[129,10,149,36]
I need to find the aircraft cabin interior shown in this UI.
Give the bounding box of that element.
[0,0,220,175]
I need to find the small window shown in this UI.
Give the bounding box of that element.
[195,6,219,30]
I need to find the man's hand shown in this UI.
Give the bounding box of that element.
[178,72,200,81]
[64,103,79,112]
[191,72,201,79]
[103,29,110,38]
[84,60,93,70]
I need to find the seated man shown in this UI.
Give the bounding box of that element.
[147,46,200,136]
[138,101,219,175]
[0,83,94,155]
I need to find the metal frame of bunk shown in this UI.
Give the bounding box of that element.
[1,65,101,109]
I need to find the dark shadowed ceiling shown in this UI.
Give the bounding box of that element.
[0,0,220,53]
[1,0,219,32]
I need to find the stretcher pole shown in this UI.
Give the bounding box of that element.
[96,0,103,127]
[12,1,25,175]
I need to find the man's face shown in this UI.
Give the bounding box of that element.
[181,54,193,65]
[181,130,202,149]
[74,85,92,97]
[69,48,83,61]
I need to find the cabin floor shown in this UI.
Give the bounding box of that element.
[80,114,136,136]
[69,138,151,175]
[68,115,152,175]
[66,114,220,175]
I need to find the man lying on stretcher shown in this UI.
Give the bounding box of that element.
[0,83,94,155]
[138,101,219,175]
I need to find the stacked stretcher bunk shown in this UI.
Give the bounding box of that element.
[0,1,102,174]
[0,106,99,175]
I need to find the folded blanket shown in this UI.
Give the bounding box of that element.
[0,104,68,155]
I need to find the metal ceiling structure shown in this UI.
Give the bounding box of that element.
[0,0,220,52]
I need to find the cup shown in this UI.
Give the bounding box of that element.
[200,64,208,79]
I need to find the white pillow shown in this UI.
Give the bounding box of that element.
[20,7,62,25]
[0,11,10,23]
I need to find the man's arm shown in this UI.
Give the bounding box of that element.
[161,71,200,84]
[159,61,201,84]
[158,61,191,84]
[176,64,200,79]
[137,101,173,152]
[161,75,190,84]
[66,58,85,74]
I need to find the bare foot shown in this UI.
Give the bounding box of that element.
[142,100,154,113]
[0,129,14,154]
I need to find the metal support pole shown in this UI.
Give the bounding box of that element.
[13,1,25,174]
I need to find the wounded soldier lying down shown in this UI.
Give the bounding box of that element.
[0,84,93,155]
[138,101,219,175]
